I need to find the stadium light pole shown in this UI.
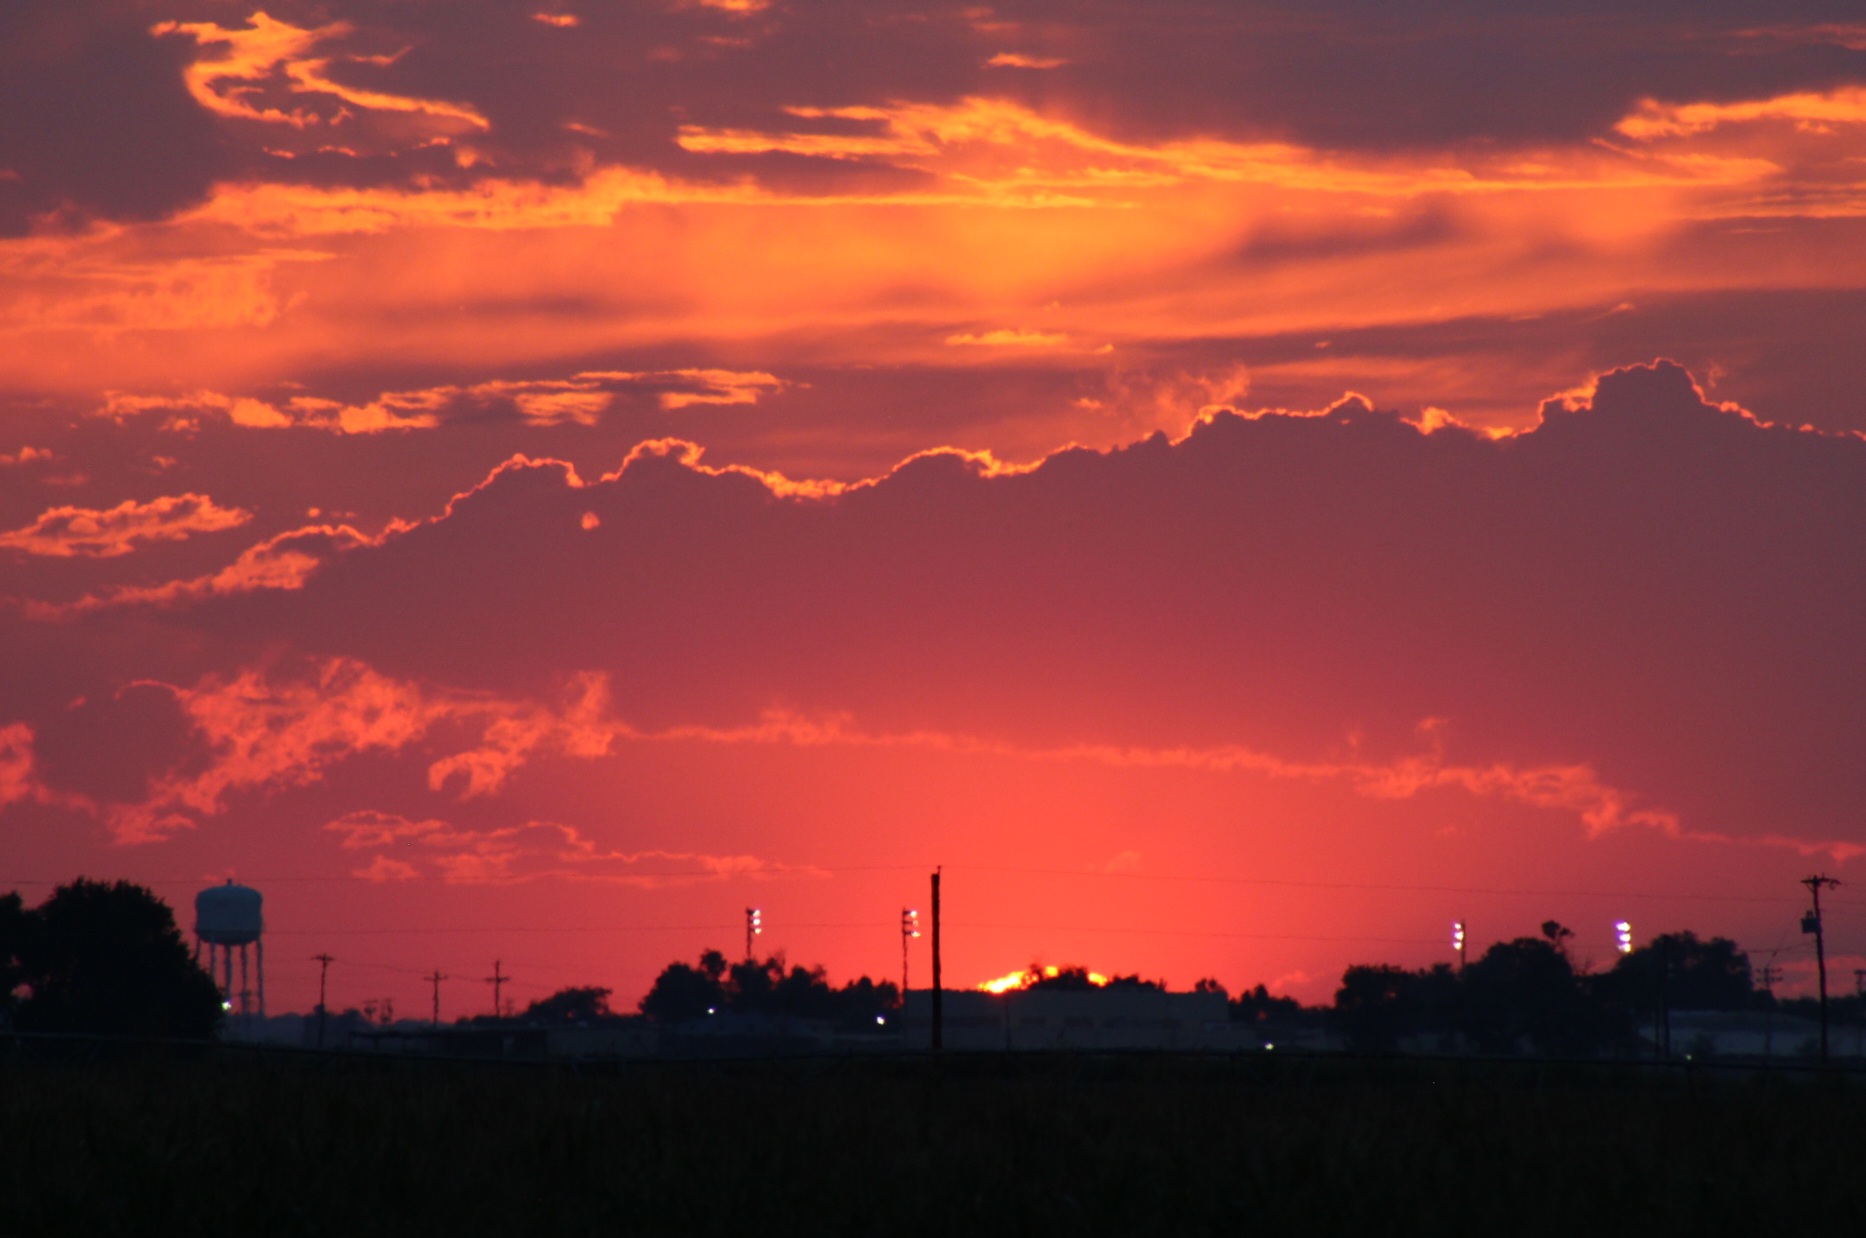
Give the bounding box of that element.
[901,908,920,998]
[1452,920,1467,971]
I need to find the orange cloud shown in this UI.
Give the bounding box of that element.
[531,13,580,28]
[154,11,488,140]
[0,446,52,467]
[102,659,616,842]
[945,328,1071,347]
[30,524,370,617]
[97,369,789,433]
[0,494,251,558]
[986,53,1068,69]
[1617,86,1866,139]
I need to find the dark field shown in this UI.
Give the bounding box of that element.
[4,1050,1864,1236]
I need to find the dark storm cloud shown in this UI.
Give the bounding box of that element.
[0,1,227,235]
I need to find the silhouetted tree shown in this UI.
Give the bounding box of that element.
[1103,974,1166,991]
[1335,965,1415,1052]
[522,985,612,1024]
[8,880,222,1039]
[1230,983,1304,1026]
[1024,965,1099,991]
[0,892,25,1027]
[1193,977,1229,999]
[1601,932,1752,1011]
[640,950,897,1027]
[1462,937,1606,1055]
[639,958,728,1021]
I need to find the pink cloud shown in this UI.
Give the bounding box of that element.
[0,723,39,808]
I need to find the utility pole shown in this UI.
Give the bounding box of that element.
[313,952,334,1049]
[426,970,448,1028]
[901,908,920,997]
[486,959,508,1019]
[1758,963,1782,1061]
[745,907,762,961]
[930,868,943,1053]
[1802,874,1841,1065]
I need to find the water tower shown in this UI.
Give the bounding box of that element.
[195,880,265,1020]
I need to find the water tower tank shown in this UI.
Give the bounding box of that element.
[195,880,263,945]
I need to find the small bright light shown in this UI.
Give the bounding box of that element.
[1264,1043,1274,1051]
[875,1015,886,1025]
[1452,921,1465,949]
[706,1006,716,1015]
[1615,920,1633,953]
[221,1000,233,1011]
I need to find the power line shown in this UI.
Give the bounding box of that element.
[945,865,1815,905]
[951,921,1448,945]
[9,868,1850,906]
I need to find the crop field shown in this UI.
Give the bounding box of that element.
[4,1049,1864,1236]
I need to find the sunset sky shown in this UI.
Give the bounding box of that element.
[6,0,1866,1017]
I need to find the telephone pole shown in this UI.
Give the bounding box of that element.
[1802,874,1841,1064]
[1757,963,1782,1060]
[930,868,943,1053]
[486,959,509,1019]
[313,952,334,1049]
[426,970,448,1027]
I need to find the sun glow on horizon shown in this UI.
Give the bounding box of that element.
[977,965,1111,994]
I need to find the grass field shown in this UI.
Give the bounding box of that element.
[4,1049,1864,1235]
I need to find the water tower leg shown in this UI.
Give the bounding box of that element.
[223,943,233,1005]
[240,943,250,1019]
[257,937,265,1018]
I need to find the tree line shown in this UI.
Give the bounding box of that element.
[6,881,1852,1057]
[1331,921,1788,1055]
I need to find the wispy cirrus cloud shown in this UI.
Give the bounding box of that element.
[0,494,251,558]
[325,810,808,886]
[88,640,1861,859]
